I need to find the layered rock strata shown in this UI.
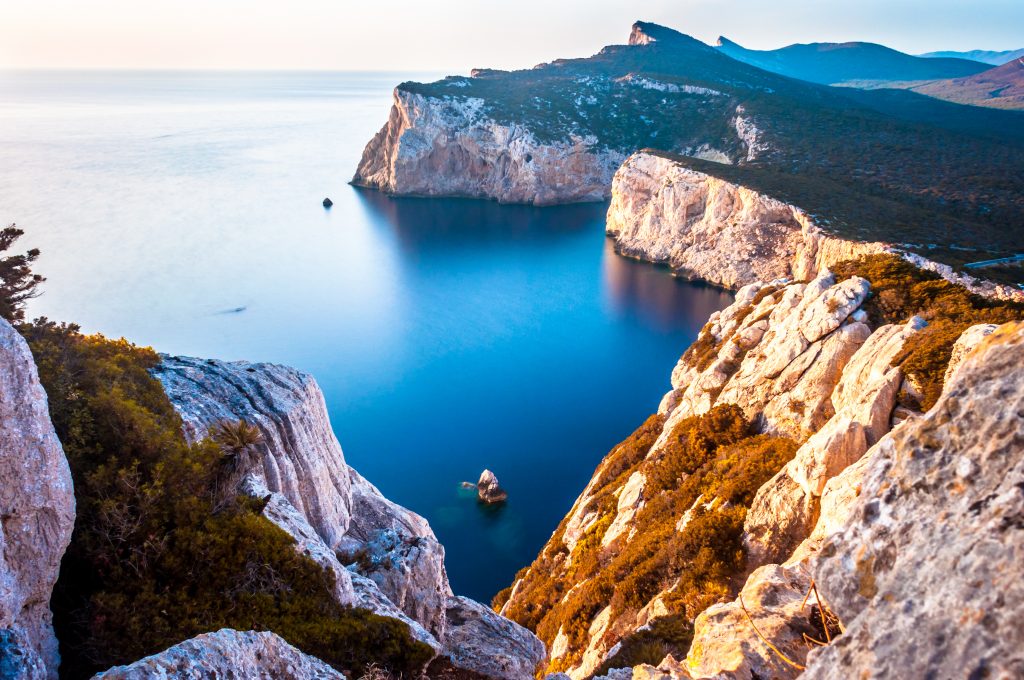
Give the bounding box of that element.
[153,356,543,678]
[0,318,75,680]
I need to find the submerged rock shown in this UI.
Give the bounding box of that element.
[92,629,344,679]
[0,318,76,680]
[477,469,508,504]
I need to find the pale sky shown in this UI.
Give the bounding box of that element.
[2,0,1022,71]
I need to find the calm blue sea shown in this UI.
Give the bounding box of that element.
[0,70,732,601]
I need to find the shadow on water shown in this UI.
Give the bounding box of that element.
[352,186,609,250]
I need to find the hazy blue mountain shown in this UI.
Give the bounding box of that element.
[715,36,988,84]
[910,58,1024,110]
[920,48,1024,65]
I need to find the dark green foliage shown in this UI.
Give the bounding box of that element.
[0,225,45,323]
[19,320,433,678]
[502,405,796,674]
[595,614,694,675]
[831,254,1024,408]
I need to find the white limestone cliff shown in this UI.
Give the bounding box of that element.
[0,318,75,680]
[352,88,626,205]
[153,356,543,679]
[606,151,1024,301]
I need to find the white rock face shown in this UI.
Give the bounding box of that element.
[92,629,344,679]
[942,322,998,390]
[606,152,887,290]
[154,356,352,548]
[353,89,626,205]
[154,356,542,678]
[0,318,75,680]
[606,151,1024,301]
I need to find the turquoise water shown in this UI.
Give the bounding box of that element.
[0,71,732,601]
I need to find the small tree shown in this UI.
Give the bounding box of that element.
[0,224,45,323]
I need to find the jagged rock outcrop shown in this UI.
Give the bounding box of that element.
[154,356,352,548]
[606,151,1024,301]
[352,89,625,205]
[476,469,508,504]
[153,356,542,679]
[92,628,344,679]
[0,318,75,680]
[806,322,1024,679]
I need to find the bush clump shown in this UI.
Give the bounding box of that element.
[20,319,434,678]
[831,254,1024,408]
[501,405,796,674]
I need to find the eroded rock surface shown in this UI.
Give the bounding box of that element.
[806,322,1024,679]
[0,318,75,679]
[92,629,344,679]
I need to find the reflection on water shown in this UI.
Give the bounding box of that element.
[1,71,734,601]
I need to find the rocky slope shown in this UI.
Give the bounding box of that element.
[153,356,543,679]
[502,262,1023,677]
[0,318,75,680]
[93,629,344,679]
[606,151,1024,301]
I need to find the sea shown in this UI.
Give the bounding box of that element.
[0,70,732,602]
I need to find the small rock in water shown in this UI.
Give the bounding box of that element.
[322,197,333,208]
[476,469,508,504]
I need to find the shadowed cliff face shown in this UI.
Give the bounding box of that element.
[0,318,75,680]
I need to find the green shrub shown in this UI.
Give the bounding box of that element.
[831,254,1024,408]
[20,320,433,678]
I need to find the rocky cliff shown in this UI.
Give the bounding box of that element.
[607,151,1024,301]
[92,629,344,679]
[0,318,75,680]
[502,264,1023,677]
[153,356,543,679]
[353,88,626,205]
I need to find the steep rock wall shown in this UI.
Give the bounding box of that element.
[606,151,1024,301]
[353,89,626,205]
[153,356,543,679]
[0,318,75,680]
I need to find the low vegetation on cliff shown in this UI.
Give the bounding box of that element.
[831,254,1024,408]
[19,320,434,678]
[501,405,796,674]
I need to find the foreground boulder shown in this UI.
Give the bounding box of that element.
[92,629,344,679]
[0,318,75,679]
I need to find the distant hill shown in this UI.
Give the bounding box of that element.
[920,48,1024,66]
[376,21,1024,268]
[910,58,1024,110]
[715,36,988,85]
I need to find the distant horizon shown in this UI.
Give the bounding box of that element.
[2,1,1021,72]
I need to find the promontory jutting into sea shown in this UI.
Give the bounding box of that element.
[1,9,1023,680]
